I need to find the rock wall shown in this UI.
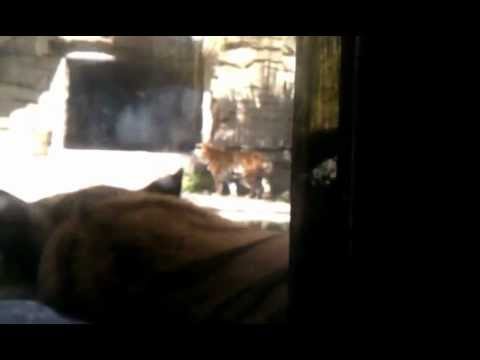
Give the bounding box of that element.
[194,36,297,197]
[203,36,296,151]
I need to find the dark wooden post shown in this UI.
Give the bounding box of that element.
[289,36,357,323]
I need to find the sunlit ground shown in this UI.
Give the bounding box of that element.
[0,149,290,227]
[183,193,290,225]
[0,149,189,202]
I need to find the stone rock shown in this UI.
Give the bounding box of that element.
[0,84,41,103]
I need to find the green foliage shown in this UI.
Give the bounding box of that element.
[182,171,214,193]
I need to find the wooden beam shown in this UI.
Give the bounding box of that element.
[289,36,353,324]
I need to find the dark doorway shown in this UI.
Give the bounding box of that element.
[65,59,202,152]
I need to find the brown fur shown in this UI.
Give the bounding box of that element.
[197,143,273,198]
[0,171,183,296]
[37,192,288,323]
[1,170,288,323]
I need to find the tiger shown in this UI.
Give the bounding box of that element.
[0,168,288,323]
[194,143,273,199]
[0,169,184,300]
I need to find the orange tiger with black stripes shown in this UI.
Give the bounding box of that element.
[195,143,274,198]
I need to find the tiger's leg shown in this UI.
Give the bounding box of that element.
[255,177,264,199]
[253,176,272,199]
[212,170,229,195]
[261,177,272,199]
[214,177,224,195]
[242,175,261,199]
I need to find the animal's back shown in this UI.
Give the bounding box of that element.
[38,192,289,323]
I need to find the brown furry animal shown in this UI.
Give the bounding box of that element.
[0,168,288,323]
[0,170,184,298]
[195,143,273,198]
[38,192,288,323]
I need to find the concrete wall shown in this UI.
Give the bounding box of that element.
[0,36,202,155]
[0,36,61,117]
